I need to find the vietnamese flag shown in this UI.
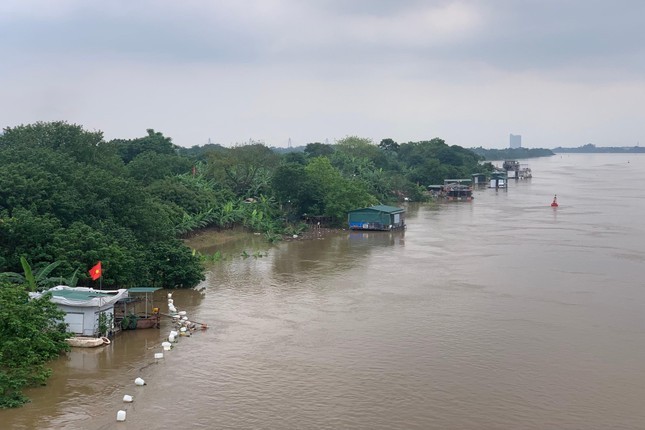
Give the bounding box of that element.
[89,261,102,280]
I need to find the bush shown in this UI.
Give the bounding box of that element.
[0,285,70,408]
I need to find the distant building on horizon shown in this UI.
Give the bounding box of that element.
[509,134,522,149]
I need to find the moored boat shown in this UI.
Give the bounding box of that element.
[136,315,161,329]
[66,336,110,348]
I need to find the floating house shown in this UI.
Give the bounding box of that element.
[518,164,532,179]
[348,205,406,231]
[503,160,520,172]
[427,184,443,198]
[442,179,473,201]
[502,160,532,180]
[471,173,487,186]
[427,180,474,200]
[443,183,473,201]
[489,171,507,189]
[31,286,128,336]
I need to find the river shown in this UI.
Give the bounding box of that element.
[3,153,645,429]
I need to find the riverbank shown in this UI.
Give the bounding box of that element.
[284,227,345,241]
[185,225,345,248]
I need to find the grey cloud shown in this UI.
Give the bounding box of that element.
[464,1,645,73]
[1,0,643,148]
[1,4,263,64]
[4,1,643,77]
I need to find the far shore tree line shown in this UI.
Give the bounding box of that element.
[0,120,551,407]
[552,143,645,153]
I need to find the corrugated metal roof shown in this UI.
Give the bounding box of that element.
[349,205,405,214]
[50,288,112,300]
[31,286,129,307]
[128,287,162,293]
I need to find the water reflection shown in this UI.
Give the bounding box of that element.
[347,230,405,247]
[66,346,110,371]
[268,230,405,279]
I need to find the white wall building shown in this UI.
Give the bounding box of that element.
[31,286,128,336]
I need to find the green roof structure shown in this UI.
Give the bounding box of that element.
[128,287,162,293]
[347,205,406,231]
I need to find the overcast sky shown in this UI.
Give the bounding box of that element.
[2,1,644,149]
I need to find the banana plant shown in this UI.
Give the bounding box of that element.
[57,268,80,288]
[0,257,63,291]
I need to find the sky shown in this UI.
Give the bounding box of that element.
[1,0,644,149]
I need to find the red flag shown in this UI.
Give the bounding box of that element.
[89,261,102,281]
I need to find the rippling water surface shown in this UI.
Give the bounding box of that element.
[3,154,645,429]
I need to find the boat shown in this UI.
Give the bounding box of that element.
[136,315,161,329]
[66,336,110,348]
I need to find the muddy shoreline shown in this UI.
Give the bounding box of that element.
[283,227,345,241]
[183,225,346,250]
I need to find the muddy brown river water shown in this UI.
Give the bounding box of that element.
[3,154,645,429]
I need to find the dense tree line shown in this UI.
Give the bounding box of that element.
[0,121,492,407]
[553,143,645,153]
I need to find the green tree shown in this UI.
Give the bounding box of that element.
[0,121,107,165]
[303,157,377,224]
[147,240,205,289]
[398,138,485,186]
[335,136,381,160]
[207,144,279,197]
[304,142,334,158]
[323,179,377,222]
[272,163,307,214]
[379,138,399,152]
[146,176,218,222]
[110,129,176,164]
[126,152,192,186]
[282,152,307,165]
[0,122,203,289]
[0,208,61,266]
[0,285,70,408]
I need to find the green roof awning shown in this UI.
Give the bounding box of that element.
[51,289,112,300]
[128,287,162,293]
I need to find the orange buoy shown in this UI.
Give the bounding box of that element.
[551,195,558,207]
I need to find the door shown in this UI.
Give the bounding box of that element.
[65,312,84,334]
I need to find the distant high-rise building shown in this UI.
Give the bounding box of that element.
[509,134,522,149]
